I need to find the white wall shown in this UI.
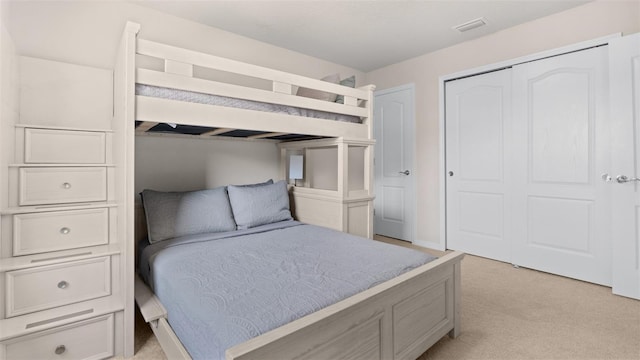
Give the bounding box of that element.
[365,0,640,249]
[6,1,363,194]
[6,1,365,81]
[135,135,280,194]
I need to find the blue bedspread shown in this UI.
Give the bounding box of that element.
[139,221,435,360]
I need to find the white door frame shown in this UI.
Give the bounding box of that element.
[374,83,417,242]
[439,33,620,251]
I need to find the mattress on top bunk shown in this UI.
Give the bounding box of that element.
[136,84,362,124]
[138,221,436,360]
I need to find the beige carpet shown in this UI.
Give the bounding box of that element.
[129,237,640,360]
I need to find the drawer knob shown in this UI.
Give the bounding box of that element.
[62,182,72,189]
[54,345,66,355]
[57,281,68,289]
[60,227,71,235]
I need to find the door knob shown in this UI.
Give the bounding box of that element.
[601,173,612,182]
[448,171,454,177]
[398,170,410,175]
[616,175,640,183]
[55,345,66,355]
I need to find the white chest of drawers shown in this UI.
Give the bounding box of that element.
[0,55,130,360]
[0,124,124,360]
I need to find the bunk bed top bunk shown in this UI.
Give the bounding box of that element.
[133,37,376,141]
[120,22,464,360]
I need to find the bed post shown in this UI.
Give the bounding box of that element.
[359,84,376,141]
[114,20,140,358]
[362,84,376,238]
[448,259,462,338]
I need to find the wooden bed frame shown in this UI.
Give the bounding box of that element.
[118,22,465,360]
[136,250,464,360]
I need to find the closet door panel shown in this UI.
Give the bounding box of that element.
[511,46,611,286]
[527,196,592,253]
[457,87,504,182]
[610,33,640,299]
[529,72,591,184]
[445,69,512,262]
[458,192,504,239]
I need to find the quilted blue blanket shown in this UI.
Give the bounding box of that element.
[139,221,435,360]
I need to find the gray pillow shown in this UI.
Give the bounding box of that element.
[235,179,273,187]
[227,180,292,229]
[296,73,340,102]
[141,187,236,243]
[335,75,356,104]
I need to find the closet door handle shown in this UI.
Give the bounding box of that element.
[399,170,410,176]
[616,175,640,183]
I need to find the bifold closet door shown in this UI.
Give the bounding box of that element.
[511,46,611,286]
[445,69,512,262]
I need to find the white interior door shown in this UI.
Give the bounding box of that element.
[610,34,640,299]
[374,85,415,241]
[445,69,512,262]
[511,46,611,286]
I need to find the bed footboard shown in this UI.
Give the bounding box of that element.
[135,252,463,360]
[226,251,464,360]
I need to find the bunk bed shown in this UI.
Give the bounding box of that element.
[117,22,465,360]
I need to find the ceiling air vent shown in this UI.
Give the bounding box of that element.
[453,17,487,32]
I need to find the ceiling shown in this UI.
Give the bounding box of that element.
[133,0,591,72]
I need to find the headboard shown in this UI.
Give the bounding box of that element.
[134,202,148,242]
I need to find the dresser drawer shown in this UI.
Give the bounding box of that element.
[13,208,109,256]
[24,128,106,164]
[6,257,111,317]
[2,314,114,360]
[19,167,107,206]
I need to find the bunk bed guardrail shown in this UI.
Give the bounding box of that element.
[134,38,376,140]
